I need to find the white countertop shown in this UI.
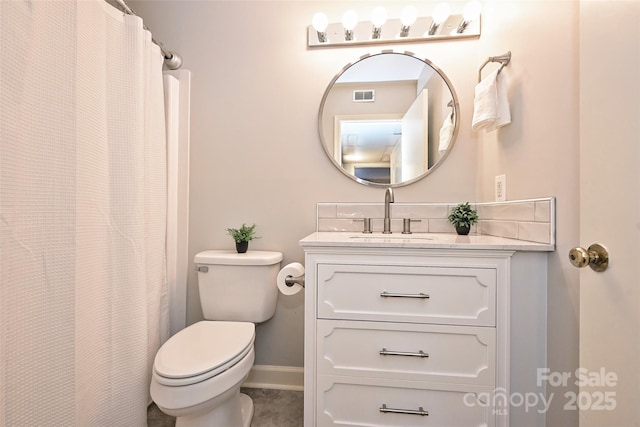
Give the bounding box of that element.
[299,232,555,252]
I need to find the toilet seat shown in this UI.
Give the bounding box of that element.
[153,321,255,387]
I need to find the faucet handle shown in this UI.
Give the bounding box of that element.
[355,218,373,234]
[402,218,422,234]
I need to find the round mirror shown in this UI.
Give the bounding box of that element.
[318,51,459,187]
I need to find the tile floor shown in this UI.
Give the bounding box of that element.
[147,388,304,427]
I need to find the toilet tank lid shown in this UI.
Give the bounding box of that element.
[194,250,283,266]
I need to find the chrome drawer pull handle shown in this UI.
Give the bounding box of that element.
[380,291,430,299]
[379,348,429,358]
[379,404,429,416]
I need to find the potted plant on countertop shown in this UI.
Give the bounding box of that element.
[226,223,259,253]
[448,202,478,236]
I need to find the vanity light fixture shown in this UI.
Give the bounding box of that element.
[308,2,482,48]
[457,0,482,33]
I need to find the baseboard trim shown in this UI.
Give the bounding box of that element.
[242,364,304,391]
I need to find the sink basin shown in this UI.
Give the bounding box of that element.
[349,234,433,241]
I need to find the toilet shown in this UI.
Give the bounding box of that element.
[150,250,283,427]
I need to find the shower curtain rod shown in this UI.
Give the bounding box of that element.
[110,0,183,70]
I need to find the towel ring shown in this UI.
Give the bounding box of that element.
[478,51,511,83]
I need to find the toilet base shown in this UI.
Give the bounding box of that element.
[239,393,254,427]
[172,389,254,427]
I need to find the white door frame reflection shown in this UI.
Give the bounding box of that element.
[334,114,402,184]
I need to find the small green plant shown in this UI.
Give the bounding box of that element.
[226,223,259,243]
[448,202,478,228]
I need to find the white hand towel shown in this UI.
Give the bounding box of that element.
[472,69,511,132]
[488,71,511,130]
[472,70,498,131]
[439,112,454,152]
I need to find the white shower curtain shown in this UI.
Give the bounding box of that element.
[0,1,169,425]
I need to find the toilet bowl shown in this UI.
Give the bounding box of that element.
[150,250,283,427]
[150,321,256,427]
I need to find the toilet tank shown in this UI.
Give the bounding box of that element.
[194,250,283,323]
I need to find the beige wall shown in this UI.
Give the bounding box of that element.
[476,2,579,426]
[132,1,580,425]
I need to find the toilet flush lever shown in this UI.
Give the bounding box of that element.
[196,266,209,273]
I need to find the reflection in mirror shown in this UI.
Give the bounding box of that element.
[319,52,459,187]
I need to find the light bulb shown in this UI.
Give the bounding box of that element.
[312,12,328,32]
[371,7,387,39]
[399,5,417,37]
[371,7,388,27]
[401,5,418,26]
[463,0,482,22]
[432,2,451,24]
[428,2,451,35]
[342,10,358,31]
[457,0,482,33]
[342,10,358,41]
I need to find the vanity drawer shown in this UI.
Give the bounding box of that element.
[317,375,495,427]
[317,320,495,386]
[317,264,496,326]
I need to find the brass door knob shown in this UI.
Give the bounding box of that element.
[569,243,609,272]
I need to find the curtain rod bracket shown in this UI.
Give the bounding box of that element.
[163,52,183,70]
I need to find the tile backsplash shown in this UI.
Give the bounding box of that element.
[316,197,556,245]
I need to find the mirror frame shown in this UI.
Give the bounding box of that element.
[318,51,460,187]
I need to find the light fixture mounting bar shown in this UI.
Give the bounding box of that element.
[308,14,480,48]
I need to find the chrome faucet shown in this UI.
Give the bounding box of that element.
[383,187,394,234]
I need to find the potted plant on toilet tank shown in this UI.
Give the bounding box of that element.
[226,223,259,253]
[448,202,478,235]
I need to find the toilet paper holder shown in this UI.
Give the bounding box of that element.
[284,274,305,288]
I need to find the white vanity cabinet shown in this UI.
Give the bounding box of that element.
[300,233,550,427]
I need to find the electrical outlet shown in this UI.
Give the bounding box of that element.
[495,174,506,202]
